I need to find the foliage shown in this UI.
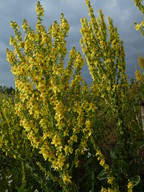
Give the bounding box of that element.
[0,85,15,94]
[0,91,64,191]
[0,0,143,191]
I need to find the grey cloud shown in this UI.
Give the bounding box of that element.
[0,0,144,87]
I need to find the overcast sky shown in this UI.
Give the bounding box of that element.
[0,0,143,88]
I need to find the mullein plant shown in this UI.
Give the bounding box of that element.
[6,1,91,191]
[6,0,143,191]
[0,92,28,190]
[81,0,141,191]
[0,91,48,191]
[0,92,23,159]
[133,1,144,190]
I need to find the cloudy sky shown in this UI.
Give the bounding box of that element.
[0,0,143,88]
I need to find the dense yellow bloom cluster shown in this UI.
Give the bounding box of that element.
[36,1,44,17]
[135,53,144,82]
[135,66,143,81]
[0,93,32,160]
[6,1,93,187]
[80,0,128,120]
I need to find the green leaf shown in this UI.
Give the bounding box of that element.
[110,150,116,159]
[137,142,144,149]
[97,169,107,180]
[131,175,141,187]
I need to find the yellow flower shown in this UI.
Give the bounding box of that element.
[107,176,114,185]
[33,110,40,119]
[64,145,69,154]
[96,149,102,156]
[62,174,72,184]
[135,24,140,31]
[107,86,111,91]
[10,21,19,29]
[75,160,79,167]
[141,20,144,27]
[127,181,133,189]
[108,189,113,192]
[41,32,47,44]
[51,135,62,147]
[22,19,28,31]
[135,68,143,81]
[36,1,44,17]
[100,158,105,166]
[64,130,69,136]
[39,118,46,128]
[9,36,14,46]
[71,135,78,142]
[85,120,91,128]
[69,147,73,154]
[42,151,49,161]
[57,155,65,169]
[89,103,96,112]
[104,164,109,171]
[101,187,108,192]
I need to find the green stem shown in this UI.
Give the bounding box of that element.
[21,161,26,190]
[91,167,95,192]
